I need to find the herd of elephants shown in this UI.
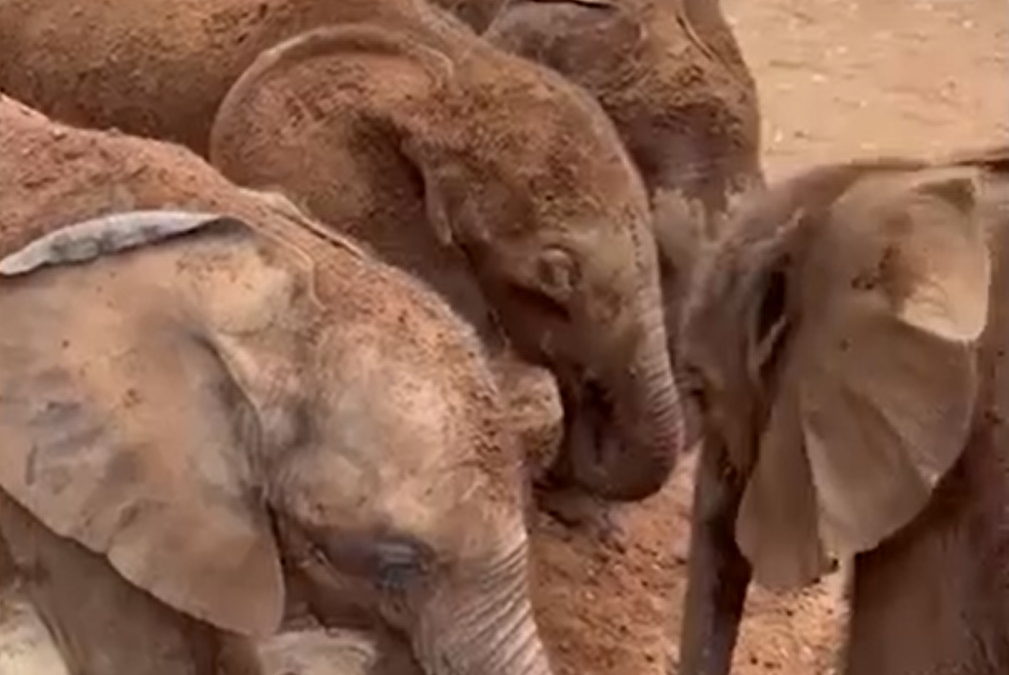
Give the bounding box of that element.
[0,0,1006,674]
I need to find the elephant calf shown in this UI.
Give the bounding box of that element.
[1,0,690,502]
[677,147,1009,674]
[0,94,552,675]
[484,0,764,441]
[486,0,763,216]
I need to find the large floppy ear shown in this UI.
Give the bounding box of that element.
[737,167,990,587]
[209,24,454,220]
[209,24,463,249]
[0,211,284,636]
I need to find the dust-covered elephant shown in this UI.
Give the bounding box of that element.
[485,0,763,220]
[676,148,1009,674]
[0,0,486,154]
[209,22,686,501]
[484,0,764,390]
[0,0,687,502]
[0,95,554,675]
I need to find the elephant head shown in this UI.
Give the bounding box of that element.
[484,0,763,449]
[485,0,763,218]
[680,158,993,590]
[209,24,685,500]
[430,0,507,31]
[0,207,553,675]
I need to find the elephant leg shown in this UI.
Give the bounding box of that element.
[0,492,255,675]
[678,441,752,675]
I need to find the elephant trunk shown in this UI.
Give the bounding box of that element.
[414,537,553,675]
[566,284,686,500]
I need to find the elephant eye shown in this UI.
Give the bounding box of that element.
[534,247,579,303]
[374,538,434,593]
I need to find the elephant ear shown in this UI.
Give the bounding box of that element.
[0,212,284,636]
[209,24,454,206]
[737,167,990,587]
[210,24,465,249]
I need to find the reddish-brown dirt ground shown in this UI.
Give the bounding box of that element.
[1,1,1006,674]
[528,1,1008,674]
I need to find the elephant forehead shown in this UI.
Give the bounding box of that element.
[311,323,469,469]
[297,324,499,531]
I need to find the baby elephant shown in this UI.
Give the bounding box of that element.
[0,95,552,675]
[678,147,1009,674]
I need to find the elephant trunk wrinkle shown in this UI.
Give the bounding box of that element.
[561,300,685,499]
[416,540,553,675]
[608,296,686,495]
[424,600,550,675]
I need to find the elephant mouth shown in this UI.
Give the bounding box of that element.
[558,379,623,483]
[549,361,683,500]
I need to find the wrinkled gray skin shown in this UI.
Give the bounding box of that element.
[677,148,1009,675]
[0,96,554,675]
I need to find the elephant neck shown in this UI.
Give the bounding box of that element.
[851,198,1009,672]
[846,436,1009,674]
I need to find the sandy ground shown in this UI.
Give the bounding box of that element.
[733,0,1009,179]
[1,0,1006,673]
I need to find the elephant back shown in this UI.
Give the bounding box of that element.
[0,95,362,264]
[0,0,461,154]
